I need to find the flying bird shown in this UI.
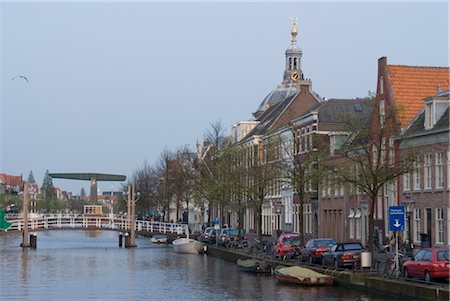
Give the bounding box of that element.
[11,75,29,83]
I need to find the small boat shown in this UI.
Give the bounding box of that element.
[274,265,334,286]
[172,238,205,254]
[237,258,272,274]
[151,235,168,243]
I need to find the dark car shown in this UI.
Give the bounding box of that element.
[402,248,449,282]
[300,238,336,264]
[198,227,213,243]
[225,228,247,244]
[273,233,302,259]
[206,228,220,244]
[217,228,231,246]
[322,242,365,268]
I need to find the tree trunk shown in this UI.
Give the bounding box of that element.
[368,195,376,255]
[257,201,263,241]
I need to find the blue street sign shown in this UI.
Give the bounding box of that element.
[389,206,405,232]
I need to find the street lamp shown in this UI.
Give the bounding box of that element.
[402,196,415,258]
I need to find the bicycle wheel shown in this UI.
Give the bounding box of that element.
[377,262,387,276]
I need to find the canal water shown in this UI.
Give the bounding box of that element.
[0,231,416,301]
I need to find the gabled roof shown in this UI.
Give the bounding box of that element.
[402,90,450,137]
[241,93,297,140]
[0,173,22,187]
[317,98,373,125]
[387,64,449,128]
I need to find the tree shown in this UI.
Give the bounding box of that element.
[41,170,55,212]
[280,125,326,245]
[243,140,282,240]
[322,97,414,253]
[193,121,229,226]
[132,160,158,216]
[27,171,36,183]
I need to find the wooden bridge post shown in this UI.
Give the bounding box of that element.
[21,183,30,248]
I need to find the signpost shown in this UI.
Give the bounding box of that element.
[389,206,405,276]
[389,206,405,232]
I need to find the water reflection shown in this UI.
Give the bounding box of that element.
[0,231,419,301]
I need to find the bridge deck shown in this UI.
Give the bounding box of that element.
[2,214,189,238]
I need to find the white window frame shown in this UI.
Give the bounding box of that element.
[435,152,443,189]
[436,208,444,244]
[348,209,355,239]
[425,103,433,129]
[413,156,421,191]
[355,209,362,240]
[424,153,432,190]
[414,208,422,243]
[403,172,410,192]
[303,203,312,234]
[379,100,385,128]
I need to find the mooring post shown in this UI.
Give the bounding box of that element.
[124,232,130,248]
[119,232,123,247]
[30,233,37,249]
[21,183,30,248]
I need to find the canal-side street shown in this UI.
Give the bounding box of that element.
[0,230,423,301]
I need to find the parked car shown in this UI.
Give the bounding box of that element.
[225,228,247,244]
[198,227,213,243]
[300,238,336,263]
[273,233,301,259]
[206,228,220,244]
[321,242,365,268]
[402,248,449,282]
[217,228,231,246]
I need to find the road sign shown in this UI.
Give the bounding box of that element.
[389,206,405,232]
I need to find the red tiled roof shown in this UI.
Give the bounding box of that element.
[387,65,449,128]
[0,173,22,187]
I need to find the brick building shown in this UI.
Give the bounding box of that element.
[398,89,449,247]
[375,57,449,244]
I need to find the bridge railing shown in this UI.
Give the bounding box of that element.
[4,214,189,236]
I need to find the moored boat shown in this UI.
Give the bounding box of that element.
[274,265,334,286]
[172,238,205,254]
[237,258,272,274]
[151,235,168,243]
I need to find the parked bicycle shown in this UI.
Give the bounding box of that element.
[225,238,250,249]
[379,250,406,277]
[249,237,272,255]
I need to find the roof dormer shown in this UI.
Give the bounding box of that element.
[424,88,450,130]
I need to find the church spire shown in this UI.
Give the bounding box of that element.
[284,13,303,84]
[290,14,298,47]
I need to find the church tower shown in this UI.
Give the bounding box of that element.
[283,15,303,84]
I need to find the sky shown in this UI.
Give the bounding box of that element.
[1,1,448,194]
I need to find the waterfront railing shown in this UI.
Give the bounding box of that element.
[4,214,189,236]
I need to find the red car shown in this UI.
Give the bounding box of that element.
[300,238,336,264]
[273,233,301,259]
[402,248,449,282]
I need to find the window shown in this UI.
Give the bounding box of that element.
[448,151,450,189]
[304,204,312,234]
[403,173,410,192]
[379,100,385,128]
[423,250,432,261]
[436,208,444,244]
[379,76,384,95]
[413,156,421,191]
[348,209,355,239]
[425,104,433,129]
[435,153,444,189]
[424,154,432,190]
[414,208,422,243]
[389,137,395,166]
[355,209,362,239]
